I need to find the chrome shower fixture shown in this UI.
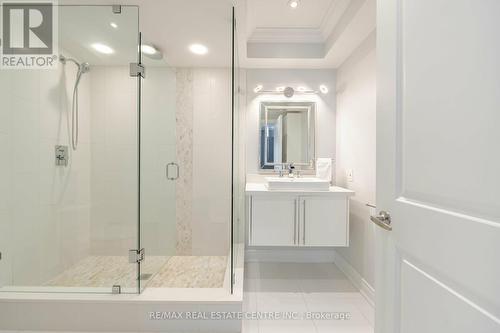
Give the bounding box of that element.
[59,54,90,151]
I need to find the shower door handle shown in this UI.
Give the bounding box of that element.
[166,162,179,180]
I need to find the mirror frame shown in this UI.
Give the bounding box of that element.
[259,101,316,172]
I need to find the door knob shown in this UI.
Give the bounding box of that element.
[370,211,392,231]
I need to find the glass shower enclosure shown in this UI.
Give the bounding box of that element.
[0,4,145,294]
[0,3,240,295]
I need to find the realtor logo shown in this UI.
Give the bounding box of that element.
[1,0,58,69]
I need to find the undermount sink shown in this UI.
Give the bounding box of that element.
[265,177,330,191]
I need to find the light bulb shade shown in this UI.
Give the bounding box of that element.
[284,87,295,98]
[254,84,263,93]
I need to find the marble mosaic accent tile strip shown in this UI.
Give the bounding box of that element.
[175,69,194,255]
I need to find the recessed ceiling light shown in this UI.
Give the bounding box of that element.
[92,43,114,54]
[189,43,208,55]
[254,84,263,93]
[319,85,329,94]
[276,86,285,92]
[288,0,300,9]
[141,44,157,55]
[110,22,118,29]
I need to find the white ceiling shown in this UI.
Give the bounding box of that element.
[239,0,376,68]
[59,0,375,69]
[247,0,336,30]
[59,6,139,66]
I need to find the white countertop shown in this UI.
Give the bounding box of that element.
[245,182,355,196]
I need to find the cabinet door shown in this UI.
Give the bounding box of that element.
[250,195,296,246]
[302,196,348,246]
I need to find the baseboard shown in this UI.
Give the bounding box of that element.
[332,251,375,306]
[245,247,336,263]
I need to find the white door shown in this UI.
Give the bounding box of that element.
[376,0,500,332]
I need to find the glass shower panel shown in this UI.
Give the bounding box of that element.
[0,5,140,294]
[138,2,234,293]
[231,6,245,293]
[138,51,177,291]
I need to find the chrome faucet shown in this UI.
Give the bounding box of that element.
[275,164,286,177]
[287,163,295,177]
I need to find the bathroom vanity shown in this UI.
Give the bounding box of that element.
[246,181,354,247]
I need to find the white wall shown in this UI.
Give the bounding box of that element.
[0,58,91,286]
[245,69,336,175]
[335,32,376,288]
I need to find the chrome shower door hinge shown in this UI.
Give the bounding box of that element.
[112,285,121,294]
[112,5,121,14]
[129,63,145,78]
[129,248,145,263]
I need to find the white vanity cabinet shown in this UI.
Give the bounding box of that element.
[301,196,348,246]
[250,196,297,246]
[246,183,354,247]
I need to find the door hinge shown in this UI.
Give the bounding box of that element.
[112,5,121,14]
[129,63,145,78]
[129,248,145,263]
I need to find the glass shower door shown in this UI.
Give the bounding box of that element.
[138,38,177,292]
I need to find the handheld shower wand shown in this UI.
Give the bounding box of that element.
[60,55,90,151]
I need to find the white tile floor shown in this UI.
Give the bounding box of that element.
[242,262,374,333]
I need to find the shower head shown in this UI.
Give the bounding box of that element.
[59,54,90,73]
[79,62,90,74]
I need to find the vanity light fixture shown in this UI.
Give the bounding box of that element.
[288,0,300,9]
[254,84,263,93]
[189,43,208,55]
[319,84,329,94]
[92,43,114,54]
[253,85,318,96]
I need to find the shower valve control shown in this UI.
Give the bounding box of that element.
[55,145,69,166]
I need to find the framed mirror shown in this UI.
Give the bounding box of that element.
[259,101,315,171]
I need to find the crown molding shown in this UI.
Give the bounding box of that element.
[248,27,324,44]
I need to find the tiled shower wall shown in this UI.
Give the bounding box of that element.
[175,68,232,256]
[0,57,92,286]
